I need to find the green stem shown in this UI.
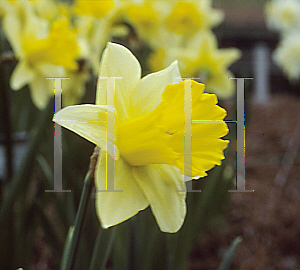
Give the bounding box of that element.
[89,227,115,270]
[63,170,93,270]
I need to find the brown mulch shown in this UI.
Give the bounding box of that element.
[190,94,300,270]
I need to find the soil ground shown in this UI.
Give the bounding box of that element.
[190,94,300,270]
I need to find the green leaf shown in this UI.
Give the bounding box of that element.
[217,236,242,270]
[89,227,115,270]
[112,221,131,270]
[0,99,53,223]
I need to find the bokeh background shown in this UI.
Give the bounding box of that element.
[1,0,300,269]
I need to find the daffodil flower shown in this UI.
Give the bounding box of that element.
[273,32,300,80]
[53,43,228,233]
[72,0,117,74]
[149,31,241,99]
[1,0,83,109]
[266,0,300,33]
[123,1,159,43]
[164,0,224,35]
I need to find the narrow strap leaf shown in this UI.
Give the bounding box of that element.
[89,227,115,270]
[0,99,53,223]
[217,236,242,270]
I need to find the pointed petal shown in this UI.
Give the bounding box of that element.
[10,61,35,90]
[37,63,66,77]
[132,164,186,233]
[29,75,52,110]
[130,60,181,118]
[218,48,241,69]
[95,153,149,228]
[53,104,119,158]
[206,70,235,99]
[96,42,141,123]
[2,11,23,56]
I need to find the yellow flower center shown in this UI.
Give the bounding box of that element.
[125,3,158,34]
[165,2,201,35]
[23,17,79,69]
[117,80,228,176]
[282,8,296,24]
[73,0,114,18]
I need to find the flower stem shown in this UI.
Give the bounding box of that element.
[63,170,94,270]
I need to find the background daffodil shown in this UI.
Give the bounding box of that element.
[265,0,300,33]
[149,31,241,99]
[266,0,300,81]
[1,1,85,109]
[53,43,228,233]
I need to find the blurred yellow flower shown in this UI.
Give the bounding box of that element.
[53,43,228,233]
[165,0,224,35]
[72,0,117,73]
[266,0,300,33]
[149,32,241,98]
[22,17,78,69]
[72,0,114,18]
[186,32,240,98]
[124,1,159,41]
[265,0,300,81]
[165,2,201,35]
[273,32,300,80]
[1,0,83,109]
[31,0,70,22]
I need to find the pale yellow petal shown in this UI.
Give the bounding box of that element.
[96,42,141,123]
[2,11,23,56]
[29,75,52,110]
[206,70,235,99]
[131,60,181,118]
[95,152,149,228]
[21,1,49,40]
[132,164,186,233]
[10,61,35,90]
[53,104,119,158]
[217,48,241,69]
[37,63,66,78]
